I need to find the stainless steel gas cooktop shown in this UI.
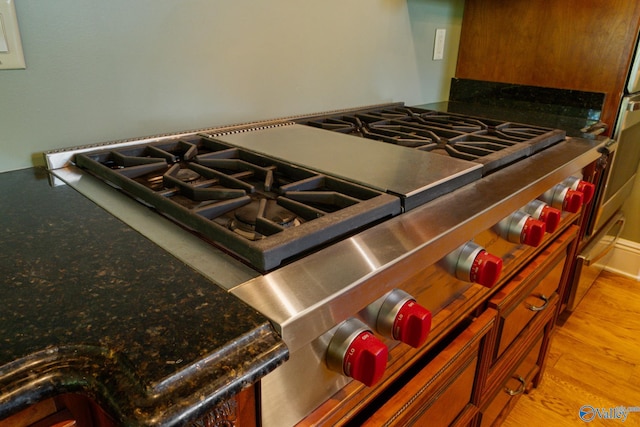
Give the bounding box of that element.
[61,104,566,272]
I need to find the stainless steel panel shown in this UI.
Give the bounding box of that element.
[230,136,606,354]
[214,124,483,209]
[260,261,473,427]
[260,330,348,427]
[596,176,635,235]
[593,93,640,232]
[568,212,625,311]
[627,36,640,93]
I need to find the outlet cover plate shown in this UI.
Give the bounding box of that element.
[0,0,26,69]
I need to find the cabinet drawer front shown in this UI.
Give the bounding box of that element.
[361,309,496,427]
[408,357,477,427]
[497,256,564,358]
[491,226,576,360]
[481,335,544,427]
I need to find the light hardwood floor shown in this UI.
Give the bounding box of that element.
[503,271,640,426]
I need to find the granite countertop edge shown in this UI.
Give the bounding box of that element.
[1,323,287,426]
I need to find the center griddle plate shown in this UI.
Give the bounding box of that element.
[213,124,483,211]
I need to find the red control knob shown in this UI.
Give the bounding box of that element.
[326,318,388,387]
[375,290,432,349]
[497,210,546,246]
[563,189,584,213]
[470,250,503,288]
[538,205,561,233]
[521,217,546,247]
[540,184,583,213]
[394,300,432,348]
[563,176,595,205]
[447,242,503,288]
[575,181,595,205]
[522,200,561,234]
[344,331,388,386]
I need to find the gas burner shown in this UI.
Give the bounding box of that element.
[175,168,201,183]
[75,134,402,271]
[229,199,302,240]
[300,105,565,174]
[235,199,298,228]
[146,175,165,191]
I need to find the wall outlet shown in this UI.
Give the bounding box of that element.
[433,28,446,61]
[0,0,26,69]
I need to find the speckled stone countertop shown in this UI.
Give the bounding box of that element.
[0,168,288,425]
[418,78,606,137]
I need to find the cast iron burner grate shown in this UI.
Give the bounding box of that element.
[301,106,566,174]
[75,135,401,271]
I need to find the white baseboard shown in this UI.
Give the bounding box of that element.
[604,238,640,281]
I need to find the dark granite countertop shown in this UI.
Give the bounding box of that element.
[417,100,601,138]
[418,78,607,138]
[0,168,288,425]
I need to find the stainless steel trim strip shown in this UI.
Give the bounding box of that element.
[626,36,640,94]
[43,121,296,171]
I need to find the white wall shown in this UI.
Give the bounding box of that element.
[0,0,464,172]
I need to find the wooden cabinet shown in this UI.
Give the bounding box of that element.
[488,227,575,363]
[0,398,63,427]
[0,395,115,427]
[0,386,257,427]
[456,0,640,131]
[476,225,579,425]
[479,335,544,427]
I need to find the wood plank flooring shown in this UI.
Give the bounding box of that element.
[503,271,640,426]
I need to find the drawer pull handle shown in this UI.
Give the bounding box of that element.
[504,375,526,396]
[525,294,549,312]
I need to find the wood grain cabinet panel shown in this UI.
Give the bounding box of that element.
[488,226,576,363]
[490,252,564,361]
[0,395,107,427]
[476,226,579,424]
[480,335,544,427]
[0,399,59,427]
